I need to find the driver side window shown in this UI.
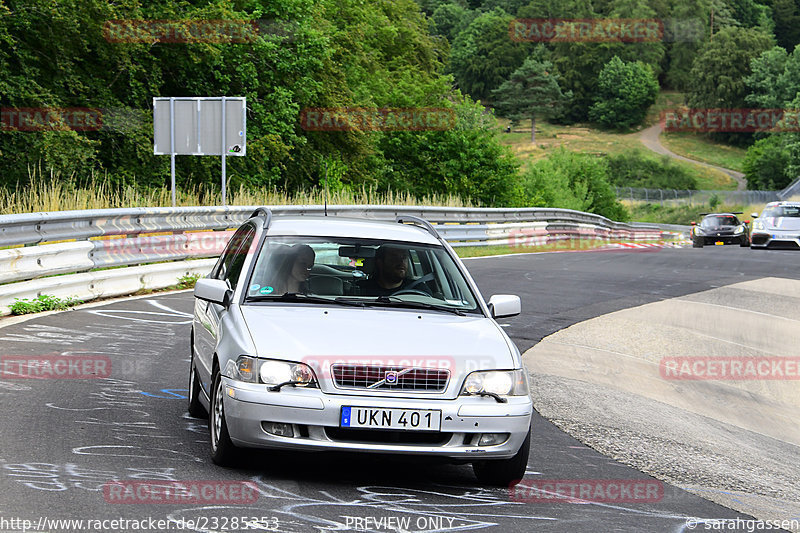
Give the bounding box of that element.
[213,226,255,291]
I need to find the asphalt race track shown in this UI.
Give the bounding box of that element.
[1,246,799,533]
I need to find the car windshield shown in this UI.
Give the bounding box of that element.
[244,237,480,313]
[762,206,800,218]
[701,216,739,228]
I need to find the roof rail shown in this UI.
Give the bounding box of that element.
[249,207,273,229]
[396,215,442,241]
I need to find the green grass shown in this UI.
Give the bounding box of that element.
[1,172,474,215]
[660,132,747,174]
[496,117,737,190]
[10,294,83,315]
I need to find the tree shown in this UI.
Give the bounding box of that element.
[589,56,659,129]
[491,56,571,142]
[687,26,774,109]
[376,96,523,206]
[771,0,800,51]
[746,45,800,110]
[449,8,530,102]
[431,3,475,42]
[743,135,793,189]
[665,0,709,90]
[526,0,665,122]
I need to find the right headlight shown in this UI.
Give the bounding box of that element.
[461,369,529,397]
[753,221,765,230]
[230,356,317,387]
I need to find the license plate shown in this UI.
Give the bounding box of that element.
[715,241,724,245]
[340,407,441,431]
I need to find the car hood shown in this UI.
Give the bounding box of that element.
[762,217,800,231]
[240,305,517,376]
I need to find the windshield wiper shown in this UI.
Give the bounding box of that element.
[365,295,467,316]
[246,293,364,307]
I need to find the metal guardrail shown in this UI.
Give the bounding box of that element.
[0,205,670,316]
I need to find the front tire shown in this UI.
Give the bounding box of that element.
[473,427,531,487]
[692,238,704,248]
[740,237,750,247]
[210,370,237,465]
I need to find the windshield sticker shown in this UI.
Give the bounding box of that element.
[250,284,261,292]
[259,286,274,295]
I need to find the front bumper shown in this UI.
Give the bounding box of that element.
[750,231,800,249]
[696,233,745,245]
[221,377,533,460]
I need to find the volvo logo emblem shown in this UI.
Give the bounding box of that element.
[385,371,398,385]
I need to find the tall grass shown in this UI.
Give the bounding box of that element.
[1,169,474,215]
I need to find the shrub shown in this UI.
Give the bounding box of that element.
[607,150,698,190]
[522,149,629,221]
[10,294,83,315]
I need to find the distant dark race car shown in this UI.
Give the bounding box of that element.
[690,213,750,248]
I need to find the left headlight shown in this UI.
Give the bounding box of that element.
[231,356,317,387]
[461,369,529,397]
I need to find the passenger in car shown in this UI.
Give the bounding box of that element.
[273,244,315,294]
[357,244,429,296]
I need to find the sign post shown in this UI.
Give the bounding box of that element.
[154,97,246,206]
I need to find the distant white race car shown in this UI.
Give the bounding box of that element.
[750,202,800,249]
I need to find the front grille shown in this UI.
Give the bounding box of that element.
[331,364,449,392]
[325,427,451,445]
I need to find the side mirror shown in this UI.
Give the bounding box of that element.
[195,278,233,307]
[487,295,521,318]
[751,213,759,219]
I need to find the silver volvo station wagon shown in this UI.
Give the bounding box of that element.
[189,208,532,486]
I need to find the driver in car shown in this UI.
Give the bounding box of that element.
[357,244,430,296]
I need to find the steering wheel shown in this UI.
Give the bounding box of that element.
[402,273,435,292]
[390,288,432,297]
